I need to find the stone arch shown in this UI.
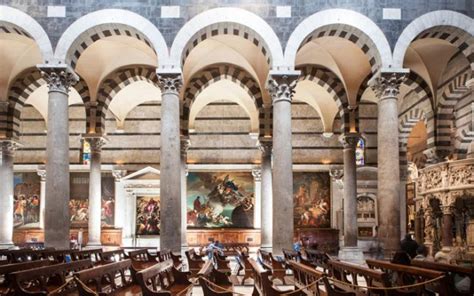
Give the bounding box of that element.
[4,69,88,138]
[393,10,474,72]
[169,7,285,69]
[54,9,168,68]
[285,9,392,72]
[0,5,53,62]
[182,64,264,136]
[297,65,353,133]
[94,66,159,134]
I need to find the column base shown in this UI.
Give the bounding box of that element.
[0,242,15,249]
[260,244,272,252]
[338,247,364,264]
[86,242,102,248]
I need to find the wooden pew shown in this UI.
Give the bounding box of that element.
[305,249,331,272]
[328,259,390,295]
[259,249,286,284]
[198,260,233,294]
[249,258,304,296]
[128,248,158,263]
[158,249,182,270]
[0,260,52,294]
[282,249,301,271]
[71,248,103,265]
[236,250,253,285]
[288,260,326,296]
[10,259,93,295]
[135,259,194,296]
[366,259,449,295]
[1,248,46,263]
[101,248,128,263]
[185,249,204,277]
[411,259,474,295]
[74,259,140,295]
[213,250,231,273]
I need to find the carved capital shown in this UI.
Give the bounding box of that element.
[112,169,127,181]
[0,140,22,156]
[180,136,191,157]
[329,167,344,189]
[339,133,360,149]
[83,136,108,153]
[257,138,272,157]
[157,73,182,94]
[370,71,408,100]
[252,168,262,181]
[37,168,47,181]
[38,65,78,94]
[266,72,299,104]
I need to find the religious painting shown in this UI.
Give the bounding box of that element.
[135,196,160,235]
[357,195,376,220]
[69,173,115,228]
[293,172,330,228]
[13,173,41,228]
[186,172,255,228]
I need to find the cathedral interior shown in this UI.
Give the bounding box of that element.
[0,1,473,295]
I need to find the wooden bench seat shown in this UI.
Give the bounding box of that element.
[282,249,301,271]
[259,249,286,284]
[101,248,128,264]
[185,249,204,277]
[411,259,474,295]
[158,249,182,270]
[128,248,158,263]
[236,250,253,285]
[366,259,449,295]
[74,259,138,295]
[0,260,52,294]
[305,249,331,273]
[136,259,193,296]
[70,248,103,264]
[10,259,93,295]
[289,260,326,296]
[250,258,304,296]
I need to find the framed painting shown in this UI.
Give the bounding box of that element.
[13,173,41,228]
[136,196,160,235]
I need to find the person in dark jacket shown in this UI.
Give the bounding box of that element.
[400,233,419,259]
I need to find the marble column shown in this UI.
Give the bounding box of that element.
[252,168,262,229]
[441,206,454,249]
[112,169,126,229]
[157,72,182,252]
[0,140,20,247]
[267,72,299,254]
[180,137,190,251]
[37,167,46,229]
[40,65,78,250]
[258,139,273,251]
[371,70,408,257]
[84,136,107,247]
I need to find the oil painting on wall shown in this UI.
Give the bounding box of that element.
[136,196,160,235]
[187,172,255,228]
[69,173,115,228]
[13,173,41,228]
[293,172,331,228]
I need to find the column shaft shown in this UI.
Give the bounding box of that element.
[112,170,126,229]
[252,169,262,229]
[158,73,182,252]
[260,141,273,250]
[341,134,359,247]
[180,137,190,250]
[37,169,46,229]
[442,207,453,248]
[0,142,16,246]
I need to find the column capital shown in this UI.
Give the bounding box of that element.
[0,139,22,156]
[82,135,108,153]
[257,138,273,157]
[180,136,191,157]
[266,71,300,104]
[37,64,78,94]
[339,133,360,149]
[442,205,455,215]
[252,168,262,181]
[329,167,344,189]
[369,69,409,100]
[37,167,47,181]
[112,169,127,181]
[157,72,183,95]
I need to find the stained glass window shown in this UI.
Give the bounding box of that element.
[355,138,365,166]
[82,140,91,165]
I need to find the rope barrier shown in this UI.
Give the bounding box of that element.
[325,274,446,291]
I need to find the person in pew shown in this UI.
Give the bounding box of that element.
[206,240,224,259]
[400,233,419,259]
[413,245,433,261]
[293,237,303,253]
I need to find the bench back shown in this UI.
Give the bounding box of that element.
[305,249,331,271]
[1,248,50,263]
[158,249,182,268]
[70,249,103,264]
[259,250,284,271]
[10,259,93,295]
[329,259,390,288]
[249,258,301,296]
[289,260,325,295]
[128,248,155,262]
[101,248,127,263]
[75,259,133,294]
[236,250,252,270]
[198,260,232,287]
[0,260,52,288]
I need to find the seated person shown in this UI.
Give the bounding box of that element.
[400,233,419,259]
[413,245,432,261]
[206,240,224,259]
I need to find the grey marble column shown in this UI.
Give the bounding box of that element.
[112,169,127,229]
[157,72,182,252]
[0,140,20,247]
[84,136,107,246]
[258,139,273,251]
[40,65,78,250]
[267,72,299,254]
[37,168,46,229]
[371,70,408,257]
[180,137,190,251]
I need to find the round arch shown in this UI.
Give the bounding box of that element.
[169,7,285,69]
[0,5,53,62]
[393,10,474,71]
[54,9,168,68]
[285,9,392,72]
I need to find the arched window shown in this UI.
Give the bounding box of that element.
[82,140,91,165]
[355,138,365,166]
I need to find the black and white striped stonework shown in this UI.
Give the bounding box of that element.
[182,64,265,136]
[67,24,155,69]
[181,22,272,67]
[299,24,381,74]
[94,66,158,135]
[0,23,31,38]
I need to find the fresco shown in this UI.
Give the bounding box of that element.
[69,173,115,228]
[293,172,331,228]
[187,172,255,228]
[13,173,41,228]
[136,196,160,235]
